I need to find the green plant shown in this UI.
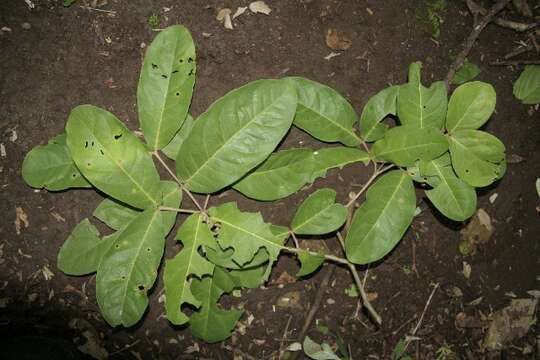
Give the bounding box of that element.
[22,25,506,344]
[63,0,77,7]
[148,14,159,28]
[513,64,540,104]
[416,0,447,38]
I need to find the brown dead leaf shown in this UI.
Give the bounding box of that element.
[249,1,271,15]
[274,271,296,285]
[483,298,538,350]
[459,208,493,255]
[216,8,233,30]
[455,312,489,328]
[15,207,29,235]
[325,28,351,51]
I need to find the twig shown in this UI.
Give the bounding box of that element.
[491,60,540,65]
[153,151,204,213]
[403,283,440,352]
[278,315,294,359]
[504,43,533,59]
[446,0,512,85]
[336,232,382,325]
[466,0,536,32]
[109,339,141,356]
[283,246,349,266]
[346,164,394,208]
[79,5,117,14]
[290,231,300,249]
[203,194,211,210]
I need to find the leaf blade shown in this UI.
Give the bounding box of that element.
[359,85,398,141]
[446,81,496,132]
[291,188,347,235]
[513,65,540,104]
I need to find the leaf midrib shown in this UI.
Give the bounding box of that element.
[433,164,465,215]
[297,103,361,143]
[293,201,336,233]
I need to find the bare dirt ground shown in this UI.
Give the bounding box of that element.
[0,1,539,359]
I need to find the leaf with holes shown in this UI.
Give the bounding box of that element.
[164,213,216,325]
[287,77,361,146]
[446,81,496,133]
[419,153,477,221]
[345,170,416,265]
[309,147,369,180]
[66,105,162,209]
[176,79,297,193]
[57,219,116,276]
[189,266,242,343]
[296,251,325,277]
[233,148,314,201]
[208,202,284,267]
[513,65,540,105]
[359,85,399,142]
[372,125,448,166]
[448,130,506,187]
[93,198,140,231]
[96,182,180,327]
[22,133,91,191]
[291,188,347,235]
[162,114,195,160]
[138,25,196,150]
[397,62,447,129]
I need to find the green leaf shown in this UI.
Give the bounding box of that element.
[63,0,76,7]
[93,198,140,231]
[233,148,314,201]
[310,147,370,180]
[359,86,399,142]
[344,284,359,297]
[164,213,216,325]
[208,202,284,267]
[513,65,540,104]
[22,134,91,191]
[303,336,341,360]
[452,59,481,85]
[96,182,181,327]
[448,130,506,187]
[176,79,297,193]
[397,62,447,129]
[66,105,162,209]
[287,77,361,146]
[345,170,416,265]
[229,265,267,288]
[57,219,115,276]
[296,251,325,277]
[446,81,496,133]
[137,25,196,150]
[190,267,242,343]
[420,154,477,221]
[372,125,448,166]
[161,114,194,160]
[291,188,347,235]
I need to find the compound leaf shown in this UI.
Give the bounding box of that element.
[161,114,195,160]
[93,198,140,231]
[372,125,448,166]
[448,129,506,187]
[208,202,284,267]
[57,219,114,276]
[164,213,216,325]
[287,77,361,146]
[359,85,399,141]
[138,25,196,150]
[176,79,297,193]
[446,81,496,132]
[190,267,242,343]
[291,188,347,235]
[296,251,325,277]
[513,65,540,105]
[420,154,477,221]
[22,133,91,191]
[96,182,181,327]
[66,105,162,209]
[233,148,314,201]
[345,170,415,265]
[397,62,447,129]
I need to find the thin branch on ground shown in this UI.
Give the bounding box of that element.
[466,0,536,32]
[153,151,205,213]
[79,5,117,15]
[446,0,512,85]
[278,315,293,360]
[403,282,440,352]
[491,60,540,66]
[336,232,382,325]
[504,43,533,59]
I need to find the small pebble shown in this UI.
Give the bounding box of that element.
[21,22,31,30]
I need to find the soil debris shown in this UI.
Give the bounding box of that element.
[249,1,272,15]
[216,8,233,30]
[15,206,29,235]
[325,28,352,50]
[233,7,248,20]
[459,208,493,255]
[277,291,302,309]
[69,318,109,360]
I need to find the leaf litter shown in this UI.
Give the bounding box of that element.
[459,208,493,255]
[15,206,29,235]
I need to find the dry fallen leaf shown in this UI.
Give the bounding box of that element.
[274,271,296,285]
[325,28,352,50]
[459,208,493,255]
[15,207,29,235]
[249,1,271,15]
[233,6,248,19]
[70,318,108,360]
[462,261,472,279]
[216,8,233,30]
[185,342,200,354]
[483,298,538,350]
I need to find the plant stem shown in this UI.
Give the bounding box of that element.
[153,151,205,213]
[159,206,199,214]
[346,163,394,208]
[283,246,349,266]
[289,231,300,248]
[336,232,382,325]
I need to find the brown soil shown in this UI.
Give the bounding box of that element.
[1,1,539,359]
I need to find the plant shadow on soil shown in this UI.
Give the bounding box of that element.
[0,1,538,359]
